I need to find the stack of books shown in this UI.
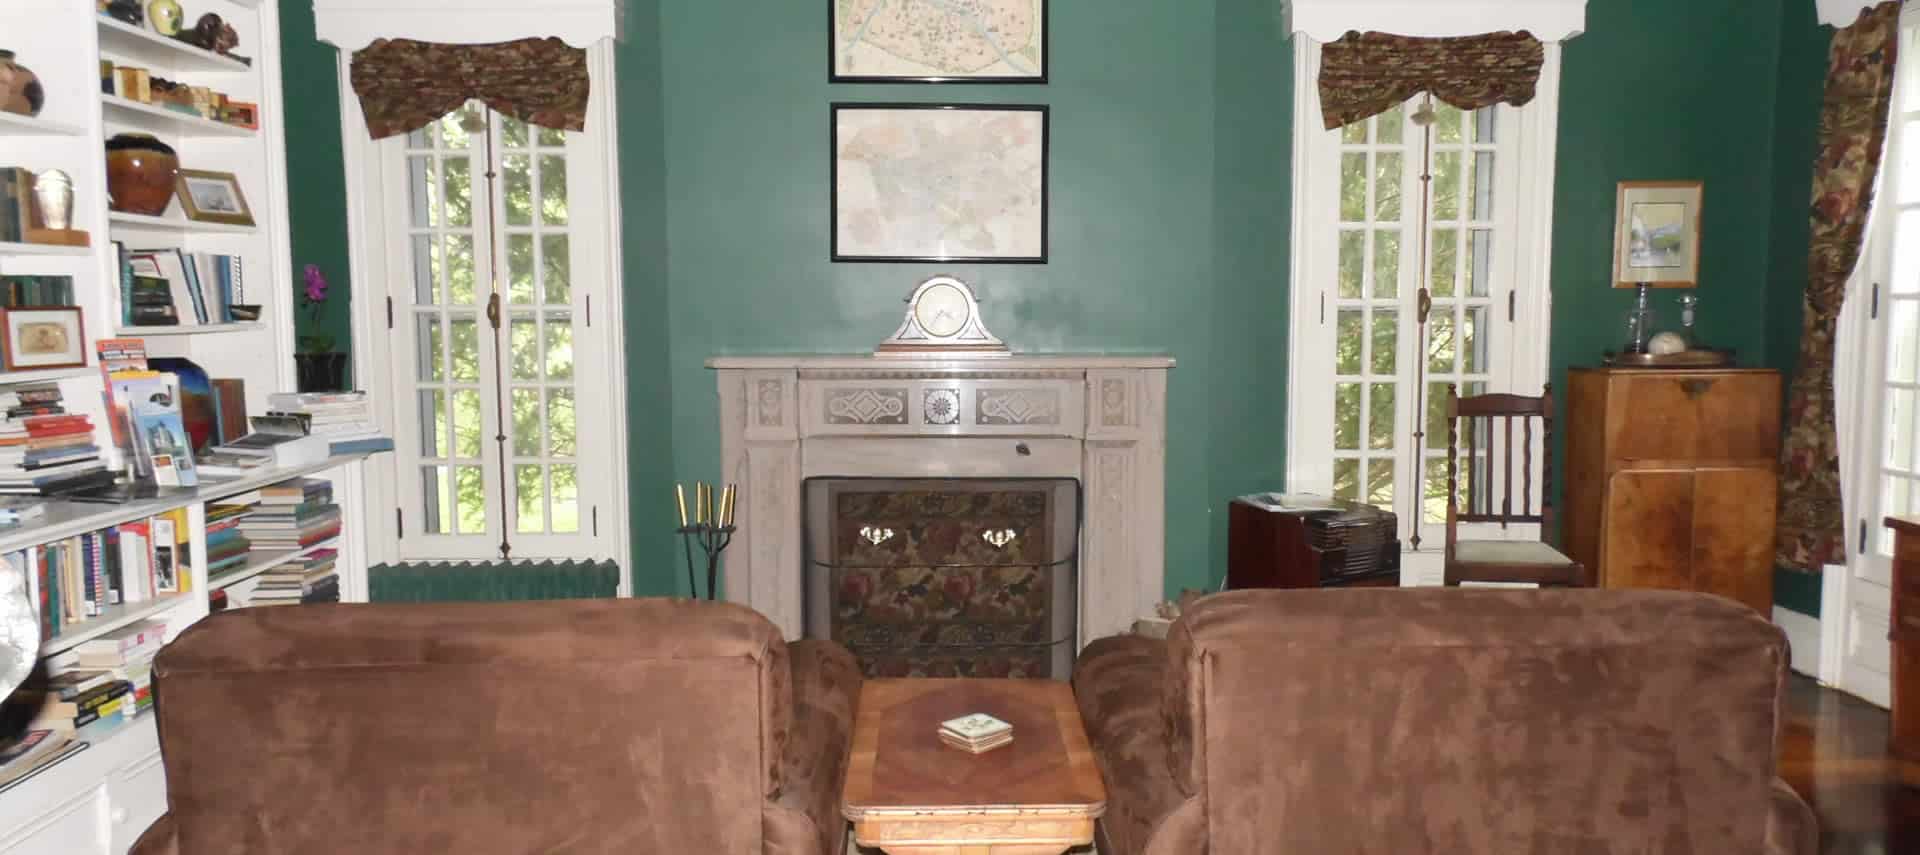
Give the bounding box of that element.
[0,384,110,495]
[247,548,339,607]
[240,479,340,555]
[14,620,168,734]
[203,502,253,580]
[266,392,392,455]
[67,620,163,722]
[938,713,1014,755]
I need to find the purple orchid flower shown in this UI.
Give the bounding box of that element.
[303,264,328,303]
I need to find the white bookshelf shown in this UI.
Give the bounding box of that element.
[0,3,352,854]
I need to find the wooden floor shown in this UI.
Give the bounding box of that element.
[1780,675,1920,854]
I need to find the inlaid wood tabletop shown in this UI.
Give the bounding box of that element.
[842,678,1107,855]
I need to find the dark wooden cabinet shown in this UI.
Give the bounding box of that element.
[1890,516,1920,787]
[1564,368,1781,614]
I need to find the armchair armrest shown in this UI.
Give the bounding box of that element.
[773,639,862,855]
[129,813,178,855]
[1073,635,1189,855]
[1767,778,1817,855]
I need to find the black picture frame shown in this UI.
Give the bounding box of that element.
[831,103,1050,265]
[828,0,1049,84]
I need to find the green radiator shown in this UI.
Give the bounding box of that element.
[368,560,620,602]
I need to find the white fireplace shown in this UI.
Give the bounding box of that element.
[710,354,1172,645]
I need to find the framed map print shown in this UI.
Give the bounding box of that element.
[832,104,1049,263]
[830,0,1047,83]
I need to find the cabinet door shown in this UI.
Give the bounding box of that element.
[1690,468,1776,614]
[1600,469,1696,591]
[0,788,108,855]
[1606,374,1780,462]
[107,748,167,854]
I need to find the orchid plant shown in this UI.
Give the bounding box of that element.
[296,263,337,354]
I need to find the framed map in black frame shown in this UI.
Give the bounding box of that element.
[831,103,1049,264]
[830,0,1047,83]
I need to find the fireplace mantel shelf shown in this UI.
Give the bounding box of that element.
[706,354,1176,371]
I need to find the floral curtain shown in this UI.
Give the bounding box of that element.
[1317,31,1546,129]
[1777,2,1902,572]
[349,37,589,140]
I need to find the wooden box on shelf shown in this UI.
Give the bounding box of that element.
[1563,367,1781,614]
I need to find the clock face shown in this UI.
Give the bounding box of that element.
[914,282,971,338]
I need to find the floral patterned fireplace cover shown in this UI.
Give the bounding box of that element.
[824,485,1071,678]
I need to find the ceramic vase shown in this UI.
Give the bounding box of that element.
[147,0,183,36]
[105,133,179,216]
[0,50,45,117]
[33,169,72,231]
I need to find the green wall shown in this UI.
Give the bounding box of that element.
[278,0,353,363]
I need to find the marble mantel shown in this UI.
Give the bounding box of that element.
[709,353,1173,645]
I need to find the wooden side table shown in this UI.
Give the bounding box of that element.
[1890,516,1920,787]
[842,678,1107,854]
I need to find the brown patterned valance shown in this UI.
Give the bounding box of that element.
[349,37,589,140]
[1318,31,1546,130]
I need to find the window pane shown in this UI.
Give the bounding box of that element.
[1472,151,1496,221]
[543,235,572,305]
[421,466,452,534]
[1375,153,1401,220]
[1902,121,1920,204]
[1368,383,1396,450]
[505,154,533,226]
[1371,309,1398,374]
[538,125,567,147]
[447,235,477,305]
[548,389,576,457]
[502,116,529,148]
[1893,210,1920,294]
[1340,153,1367,221]
[442,104,478,149]
[546,314,575,381]
[452,389,483,458]
[407,122,438,150]
[1463,306,1490,374]
[1435,104,1463,143]
[510,316,539,381]
[1366,458,1395,508]
[1429,312,1457,374]
[512,388,542,457]
[1426,381,1451,450]
[408,156,437,228]
[416,315,443,382]
[1433,151,1460,220]
[1338,230,1365,298]
[552,465,579,533]
[1474,107,1496,143]
[1337,309,1363,375]
[508,234,536,304]
[1335,383,1361,450]
[1889,389,1915,471]
[1372,230,1400,298]
[418,389,445,457]
[450,317,481,382]
[1341,121,1366,145]
[1891,300,1918,384]
[1430,227,1458,298]
[540,155,568,225]
[444,157,472,227]
[1469,229,1493,297]
[1423,456,1453,524]
[1377,104,1404,145]
[412,235,439,305]
[455,465,486,534]
[1334,458,1360,501]
[516,464,546,534]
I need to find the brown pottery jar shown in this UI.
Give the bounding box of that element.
[105,133,179,216]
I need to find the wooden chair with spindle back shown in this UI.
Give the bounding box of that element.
[1444,384,1590,587]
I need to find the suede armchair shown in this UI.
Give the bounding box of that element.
[1074,588,1817,855]
[129,598,860,855]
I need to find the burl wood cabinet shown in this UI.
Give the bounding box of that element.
[1890,516,1920,787]
[1564,368,1782,614]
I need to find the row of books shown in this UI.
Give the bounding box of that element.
[115,243,246,327]
[0,275,76,308]
[6,510,192,639]
[0,384,112,496]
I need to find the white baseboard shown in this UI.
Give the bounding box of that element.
[1773,606,1822,679]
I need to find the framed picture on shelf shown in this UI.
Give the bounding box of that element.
[831,103,1048,263]
[829,0,1047,83]
[0,306,86,370]
[174,169,254,226]
[1613,180,1703,288]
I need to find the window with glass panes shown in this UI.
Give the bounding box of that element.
[389,101,603,558]
[1860,16,1920,559]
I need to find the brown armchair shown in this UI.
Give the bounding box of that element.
[129,598,861,855]
[1074,588,1816,855]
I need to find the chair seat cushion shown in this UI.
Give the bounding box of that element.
[1454,539,1574,566]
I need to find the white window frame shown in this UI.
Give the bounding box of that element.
[336,43,630,584]
[1286,37,1562,584]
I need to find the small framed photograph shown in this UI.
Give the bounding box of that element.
[1,307,87,370]
[174,169,254,227]
[1613,180,1703,288]
[830,0,1047,83]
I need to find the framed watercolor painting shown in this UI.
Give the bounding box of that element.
[1613,181,1703,288]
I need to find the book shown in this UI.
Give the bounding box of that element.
[211,378,246,444]
[0,730,79,793]
[126,373,197,486]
